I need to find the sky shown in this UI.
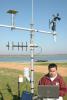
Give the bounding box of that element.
[0,0,67,55]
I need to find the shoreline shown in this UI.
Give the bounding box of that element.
[0,54,67,63]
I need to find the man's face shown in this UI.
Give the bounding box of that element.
[49,67,57,77]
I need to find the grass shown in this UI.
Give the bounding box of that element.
[0,67,67,100]
[0,68,20,100]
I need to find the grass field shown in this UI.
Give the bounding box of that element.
[0,68,67,100]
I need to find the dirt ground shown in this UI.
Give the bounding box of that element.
[0,62,67,76]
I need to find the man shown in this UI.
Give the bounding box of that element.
[38,63,67,100]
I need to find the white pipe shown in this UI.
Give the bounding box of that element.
[30,0,34,94]
[0,24,53,34]
[12,14,14,26]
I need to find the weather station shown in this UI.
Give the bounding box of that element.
[0,0,61,98]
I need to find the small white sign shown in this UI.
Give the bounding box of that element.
[18,75,23,83]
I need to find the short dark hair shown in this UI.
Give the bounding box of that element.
[48,63,57,70]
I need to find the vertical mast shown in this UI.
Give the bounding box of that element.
[30,0,34,94]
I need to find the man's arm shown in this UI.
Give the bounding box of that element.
[59,76,67,96]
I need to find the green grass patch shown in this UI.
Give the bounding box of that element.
[0,68,67,100]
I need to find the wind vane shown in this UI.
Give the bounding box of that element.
[0,0,61,94]
[49,13,61,42]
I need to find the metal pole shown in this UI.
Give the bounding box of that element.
[12,14,14,26]
[30,0,34,94]
[18,82,20,100]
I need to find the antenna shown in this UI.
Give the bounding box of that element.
[7,42,28,51]
[6,41,10,50]
[0,0,61,94]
